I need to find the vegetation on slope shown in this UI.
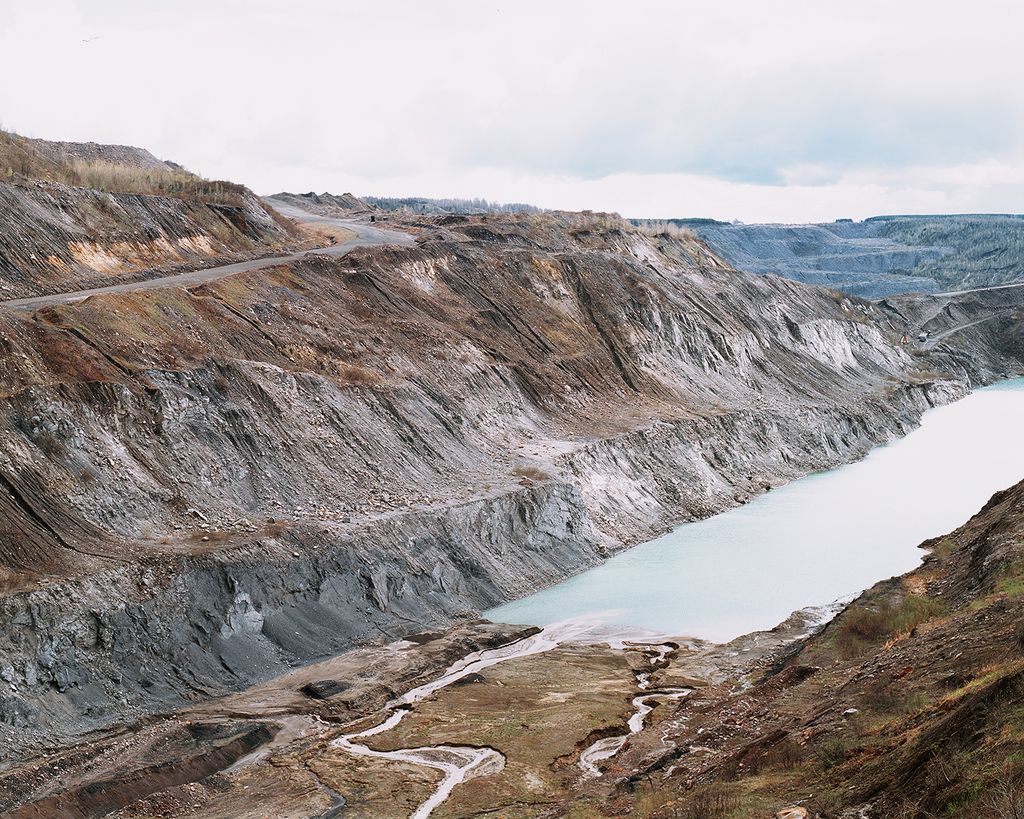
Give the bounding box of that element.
[600,480,1024,819]
[0,128,249,206]
[877,216,1024,290]
[0,130,303,297]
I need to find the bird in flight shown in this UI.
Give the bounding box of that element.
[82,36,102,43]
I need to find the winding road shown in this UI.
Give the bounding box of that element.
[920,310,1015,349]
[904,280,1023,349]
[935,280,1024,298]
[1,201,414,312]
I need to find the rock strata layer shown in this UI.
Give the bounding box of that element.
[0,205,1021,770]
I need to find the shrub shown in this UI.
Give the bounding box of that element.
[759,735,806,770]
[672,783,741,819]
[983,777,1024,819]
[512,464,551,482]
[814,735,855,770]
[835,594,947,656]
[859,680,929,715]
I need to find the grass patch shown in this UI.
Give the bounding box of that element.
[1,127,248,205]
[997,560,1024,599]
[835,594,947,657]
[859,680,931,717]
[930,537,957,560]
[814,735,856,770]
[759,736,807,771]
[673,783,742,819]
[941,660,1024,705]
[633,782,742,819]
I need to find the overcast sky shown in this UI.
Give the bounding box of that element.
[1,0,1022,222]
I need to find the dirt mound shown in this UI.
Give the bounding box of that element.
[23,138,176,174]
[269,190,375,215]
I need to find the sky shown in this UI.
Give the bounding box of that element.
[1,0,1022,222]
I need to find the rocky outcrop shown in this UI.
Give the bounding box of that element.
[0,481,596,758]
[0,179,298,299]
[0,208,1020,762]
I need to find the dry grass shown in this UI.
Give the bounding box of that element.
[983,777,1024,818]
[759,736,807,771]
[630,780,745,819]
[835,594,947,657]
[68,160,249,205]
[336,362,385,387]
[300,222,356,245]
[512,464,551,482]
[670,783,742,818]
[0,127,248,205]
[813,734,859,770]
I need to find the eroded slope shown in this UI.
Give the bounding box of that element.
[0,208,1021,801]
[0,132,301,298]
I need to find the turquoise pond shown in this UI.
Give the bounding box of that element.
[485,379,1024,642]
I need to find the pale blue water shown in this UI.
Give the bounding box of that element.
[486,380,1024,642]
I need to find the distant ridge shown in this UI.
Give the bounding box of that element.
[676,214,1024,297]
[362,195,542,216]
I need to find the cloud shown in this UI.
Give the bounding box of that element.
[0,0,1021,221]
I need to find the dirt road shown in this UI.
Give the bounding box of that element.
[1,202,414,311]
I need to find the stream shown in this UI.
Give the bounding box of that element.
[577,643,691,777]
[331,625,708,815]
[331,619,605,819]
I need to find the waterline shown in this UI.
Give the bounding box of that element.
[487,380,1024,642]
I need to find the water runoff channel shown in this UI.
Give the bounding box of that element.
[330,379,1024,818]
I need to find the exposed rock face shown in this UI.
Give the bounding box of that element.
[0,206,1020,769]
[0,179,297,298]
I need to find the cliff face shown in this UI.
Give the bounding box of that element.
[0,204,1020,763]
